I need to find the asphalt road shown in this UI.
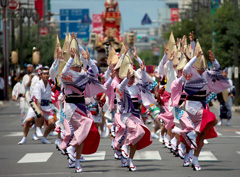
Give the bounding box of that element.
[0,100,240,177]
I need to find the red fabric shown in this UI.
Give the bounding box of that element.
[146,65,154,74]
[82,122,100,154]
[141,105,147,114]
[157,90,170,106]
[199,109,218,140]
[136,125,152,150]
[97,92,106,108]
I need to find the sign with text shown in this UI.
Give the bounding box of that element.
[60,9,90,39]
[171,8,179,23]
[92,14,102,34]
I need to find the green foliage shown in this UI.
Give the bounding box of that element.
[138,50,160,66]
[14,25,56,68]
[163,1,240,68]
[213,1,240,67]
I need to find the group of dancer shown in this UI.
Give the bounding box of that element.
[16,31,231,173]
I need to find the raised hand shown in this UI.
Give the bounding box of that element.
[126,69,131,79]
[164,44,168,55]
[110,68,116,79]
[132,46,138,60]
[140,60,145,71]
[189,31,194,42]
[81,50,88,60]
[70,48,75,58]
[57,48,62,59]
[109,61,113,71]
[208,50,215,61]
[168,51,175,61]
[85,48,90,61]
[71,32,77,39]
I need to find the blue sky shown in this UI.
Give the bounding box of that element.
[51,0,165,34]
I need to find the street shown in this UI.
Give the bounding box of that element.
[0,100,240,177]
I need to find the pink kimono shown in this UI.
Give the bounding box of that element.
[59,57,106,154]
[113,70,155,150]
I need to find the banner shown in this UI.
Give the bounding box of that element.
[35,0,43,20]
[92,14,102,34]
[171,8,179,23]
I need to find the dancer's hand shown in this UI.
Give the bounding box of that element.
[127,69,131,79]
[110,69,116,79]
[208,50,215,61]
[189,31,194,42]
[70,48,75,58]
[164,44,168,55]
[140,60,145,71]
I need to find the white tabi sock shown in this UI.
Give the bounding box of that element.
[171,137,177,146]
[192,156,200,166]
[189,149,193,162]
[184,153,189,162]
[75,159,81,168]
[18,137,27,144]
[36,127,43,137]
[129,158,134,167]
[68,146,76,154]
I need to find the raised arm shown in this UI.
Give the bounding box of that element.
[208,50,220,69]
[158,44,168,77]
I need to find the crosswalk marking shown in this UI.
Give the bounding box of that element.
[237,151,240,155]
[4,132,23,137]
[82,151,106,161]
[235,131,240,135]
[217,132,222,136]
[18,153,53,163]
[133,151,161,160]
[198,151,218,161]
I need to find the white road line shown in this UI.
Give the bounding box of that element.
[4,132,23,137]
[133,151,161,160]
[0,172,102,176]
[217,132,222,136]
[237,151,240,155]
[82,151,106,161]
[235,131,240,135]
[199,151,218,161]
[18,153,53,163]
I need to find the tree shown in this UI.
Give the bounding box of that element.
[14,25,57,67]
[213,1,240,67]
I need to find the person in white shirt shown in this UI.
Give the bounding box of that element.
[18,67,55,145]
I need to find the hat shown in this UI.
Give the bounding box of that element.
[107,47,119,65]
[193,41,207,70]
[62,34,70,61]
[69,38,82,67]
[182,39,191,59]
[35,64,43,71]
[119,43,133,64]
[176,54,188,71]
[166,31,176,56]
[223,67,228,72]
[59,34,71,75]
[172,46,180,66]
[119,54,134,79]
[54,35,62,60]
